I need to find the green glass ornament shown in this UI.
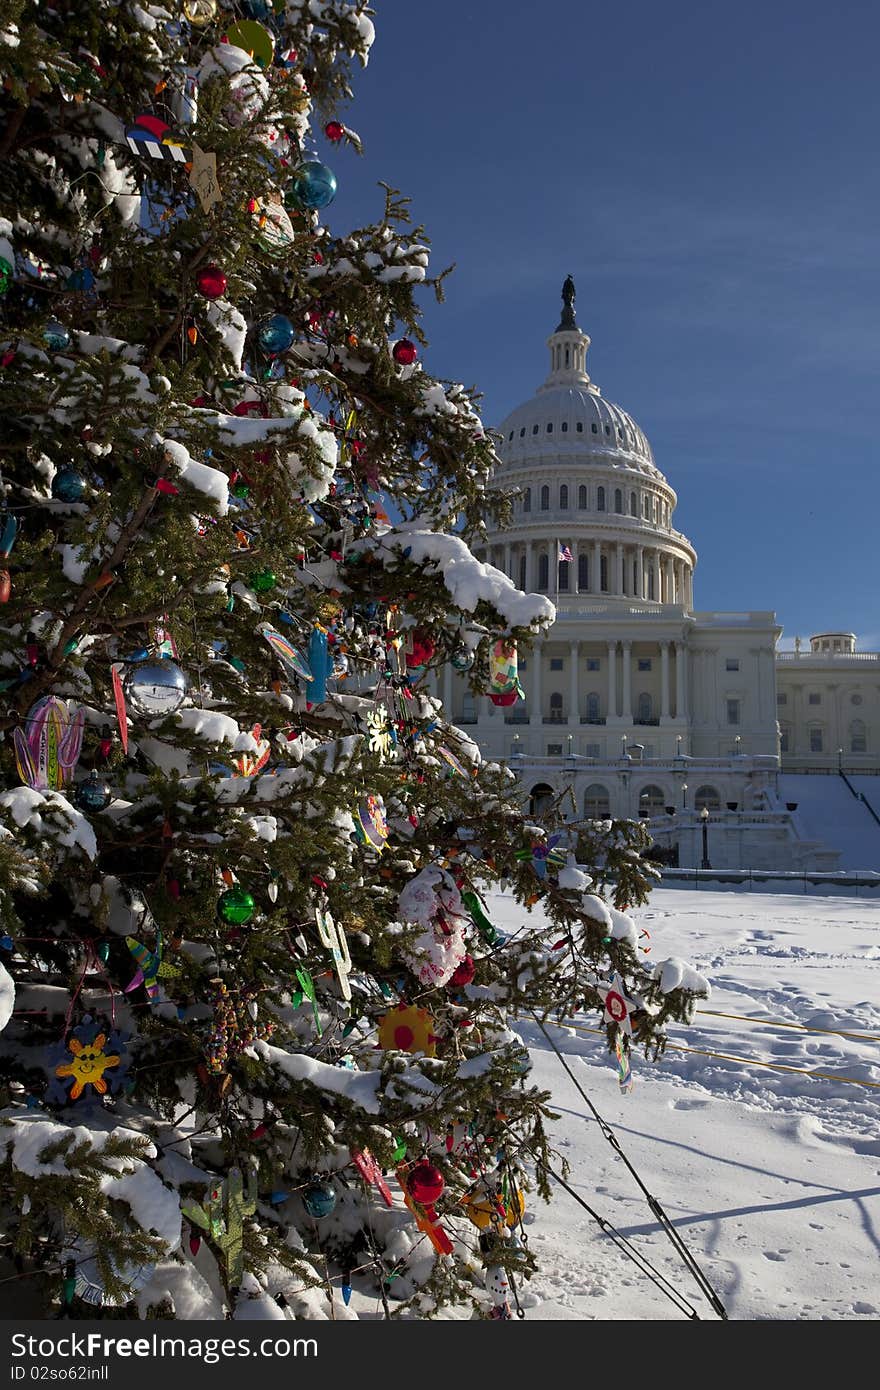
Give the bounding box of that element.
[392,1137,407,1162]
[97,941,110,963]
[0,256,12,295]
[250,568,276,592]
[217,887,256,925]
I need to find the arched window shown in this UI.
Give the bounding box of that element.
[578,553,589,591]
[614,488,623,513]
[578,484,588,509]
[850,720,867,753]
[694,785,721,811]
[809,725,824,753]
[584,783,611,818]
[597,486,606,511]
[529,783,554,818]
[522,487,531,513]
[559,484,569,510]
[600,554,608,591]
[558,558,570,592]
[643,495,650,518]
[549,691,564,723]
[540,485,550,511]
[630,491,637,516]
[636,692,653,723]
[637,784,666,817]
[585,692,601,723]
[538,552,549,591]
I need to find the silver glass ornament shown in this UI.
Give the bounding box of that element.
[123,660,187,716]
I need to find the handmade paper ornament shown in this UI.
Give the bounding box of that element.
[364,704,393,761]
[224,19,274,67]
[377,1003,437,1056]
[51,467,86,502]
[354,793,389,851]
[404,627,435,671]
[125,934,180,1000]
[253,197,295,257]
[315,907,352,1000]
[596,971,636,1036]
[615,1032,634,1093]
[484,1265,512,1320]
[181,1167,258,1288]
[47,1017,128,1104]
[350,1148,393,1207]
[517,832,567,880]
[397,864,467,988]
[217,887,256,925]
[125,114,188,164]
[462,1183,525,1232]
[123,659,187,716]
[14,696,84,791]
[460,888,503,946]
[302,1181,336,1219]
[487,638,524,705]
[231,724,271,777]
[111,664,129,753]
[291,966,322,1036]
[448,953,475,988]
[306,623,332,703]
[288,160,337,210]
[257,623,313,682]
[188,143,222,212]
[437,745,468,778]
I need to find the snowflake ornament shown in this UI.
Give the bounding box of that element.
[365,704,393,761]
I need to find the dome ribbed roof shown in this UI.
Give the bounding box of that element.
[498,385,656,473]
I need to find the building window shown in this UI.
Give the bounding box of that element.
[643,495,651,518]
[585,692,601,722]
[597,486,606,511]
[578,553,589,590]
[559,484,569,509]
[852,693,863,705]
[694,785,720,811]
[638,658,652,671]
[600,554,608,591]
[586,658,600,671]
[558,560,569,592]
[538,553,549,590]
[810,727,823,753]
[780,726,790,753]
[549,692,564,722]
[519,554,526,588]
[532,424,539,434]
[591,422,598,434]
[550,658,564,671]
[584,783,610,817]
[577,422,584,433]
[561,421,568,432]
[461,692,476,722]
[523,487,531,512]
[630,491,637,516]
[605,424,611,436]
[636,692,653,722]
[726,658,740,671]
[850,720,867,753]
[547,744,562,756]
[519,427,525,437]
[530,783,554,816]
[638,784,666,815]
[808,692,821,705]
[578,484,588,509]
[508,430,514,440]
[777,692,787,705]
[546,422,553,432]
[614,488,623,513]
[540,485,549,510]
[726,699,740,725]
[585,743,600,759]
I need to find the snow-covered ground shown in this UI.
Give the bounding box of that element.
[503,887,880,1321]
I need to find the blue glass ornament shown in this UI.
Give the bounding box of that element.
[0,934,13,950]
[51,467,86,503]
[257,313,295,356]
[75,773,112,812]
[302,1181,336,1219]
[269,1190,289,1204]
[43,320,71,351]
[307,625,330,703]
[289,161,337,210]
[67,267,95,292]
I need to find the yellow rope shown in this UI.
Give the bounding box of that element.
[555,1020,880,1090]
[695,1009,880,1044]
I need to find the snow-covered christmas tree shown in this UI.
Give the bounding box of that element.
[0,0,705,1320]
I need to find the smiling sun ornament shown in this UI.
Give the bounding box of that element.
[47,1017,128,1104]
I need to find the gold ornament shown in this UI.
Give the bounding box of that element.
[462,1185,525,1232]
[183,0,217,26]
[377,1003,437,1056]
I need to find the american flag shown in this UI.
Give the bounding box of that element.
[558,544,572,562]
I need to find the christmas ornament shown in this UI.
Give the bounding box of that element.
[324,121,345,142]
[253,198,295,256]
[111,664,129,753]
[517,832,567,880]
[350,1148,393,1207]
[292,966,322,1036]
[51,467,86,502]
[596,971,636,1035]
[484,1265,512,1320]
[66,267,95,292]
[404,627,435,673]
[354,792,388,851]
[258,624,313,682]
[462,1183,525,1231]
[257,313,295,355]
[60,1239,152,1309]
[218,887,256,925]
[125,115,188,164]
[306,623,332,703]
[188,143,221,213]
[437,745,467,777]
[47,1017,127,1103]
[250,567,276,592]
[487,638,524,705]
[393,338,418,366]
[364,705,393,761]
[397,1163,453,1255]
[0,256,12,294]
[461,889,502,946]
[13,696,84,791]
[181,1167,258,1288]
[302,1180,336,1219]
[615,1033,634,1093]
[377,1003,436,1056]
[123,659,187,716]
[289,161,337,210]
[398,864,468,987]
[450,644,475,672]
[74,771,111,812]
[407,1161,444,1206]
[224,19,275,68]
[231,724,271,777]
[43,321,71,351]
[125,934,180,1000]
[183,0,217,24]
[449,953,475,987]
[195,263,228,299]
[315,907,352,1000]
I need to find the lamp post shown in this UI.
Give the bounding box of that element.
[676,734,683,758]
[700,805,711,868]
[681,781,688,811]
[734,735,741,757]
[838,747,843,774]
[621,733,628,759]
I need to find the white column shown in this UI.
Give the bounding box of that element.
[635,547,644,600]
[569,641,579,723]
[660,641,670,719]
[570,538,578,594]
[503,543,512,580]
[526,541,534,591]
[622,640,633,718]
[675,640,688,719]
[607,640,617,718]
[592,540,601,595]
[616,542,624,596]
[665,555,674,605]
[530,641,543,723]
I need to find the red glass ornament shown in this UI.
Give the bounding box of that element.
[449,954,475,988]
[0,571,9,604]
[324,120,344,142]
[196,263,228,300]
[408,1161,445,1206]
[189,1234,201,1256]
[393,338,418,366]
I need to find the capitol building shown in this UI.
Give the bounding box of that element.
[442,280,880,871]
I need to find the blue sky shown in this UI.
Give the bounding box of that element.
[325,0,878,648]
